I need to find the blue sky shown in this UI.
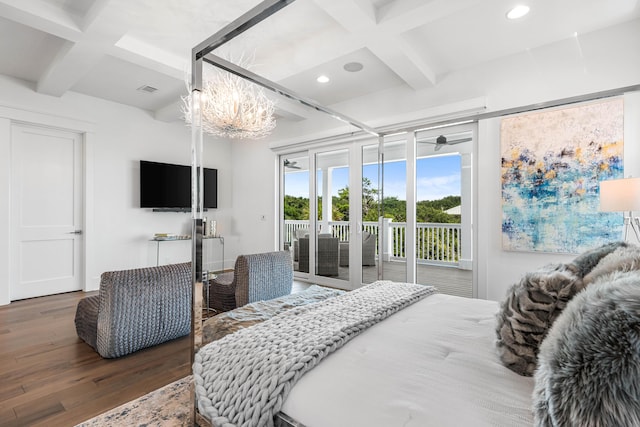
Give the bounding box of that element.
[285,154,461,201]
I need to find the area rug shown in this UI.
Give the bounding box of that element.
[75,376,191,426]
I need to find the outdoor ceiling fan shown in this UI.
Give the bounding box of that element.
[421,135,472,151]
[284,159,301,169]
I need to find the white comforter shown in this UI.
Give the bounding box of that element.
[280,294,535,427]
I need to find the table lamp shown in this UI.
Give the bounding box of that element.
[599,177,640,241]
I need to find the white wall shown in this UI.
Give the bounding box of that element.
[0,75,233,305]
[225,139,279,258]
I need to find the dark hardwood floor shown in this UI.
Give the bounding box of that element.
[0,291,191,427]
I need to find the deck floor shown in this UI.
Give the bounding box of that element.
[296,260,473,298]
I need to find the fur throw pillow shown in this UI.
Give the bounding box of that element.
[568,241,627,279]
[495,242,629,377]
[583,244,640,285]
[533,271,640,426]
[495,264,583,376]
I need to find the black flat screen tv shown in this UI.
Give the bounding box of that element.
[140,160,217,210]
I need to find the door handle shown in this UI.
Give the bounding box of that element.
[67,230,83,235]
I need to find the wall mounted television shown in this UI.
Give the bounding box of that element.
[140,160,217,211]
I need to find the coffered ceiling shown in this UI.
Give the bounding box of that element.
[0,0,638,128]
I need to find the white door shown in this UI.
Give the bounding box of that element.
[10,124,83,300]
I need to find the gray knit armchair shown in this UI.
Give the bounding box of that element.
[207,251,293,312]
[75,262,191,358]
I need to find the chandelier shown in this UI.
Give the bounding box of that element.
[182,62,276,139]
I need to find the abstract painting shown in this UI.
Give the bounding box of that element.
[501,98,624,253]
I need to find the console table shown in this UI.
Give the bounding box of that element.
[151,236,224,272]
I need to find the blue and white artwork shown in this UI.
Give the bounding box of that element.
[501,99,624,253]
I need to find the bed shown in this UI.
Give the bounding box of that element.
[194,281,534,427]
[278,292,534,427]
[195,242,640,427]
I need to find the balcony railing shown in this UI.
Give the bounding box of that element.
[284,220,461,266]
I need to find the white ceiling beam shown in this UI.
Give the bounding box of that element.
[368,35,436,90]
[36,7,127,97]
[377,0,482,32]
[36,37,107,96]
[0,0,82,41]
[78,0,112,32]
[111,35,186,81]
[312,0,375,32]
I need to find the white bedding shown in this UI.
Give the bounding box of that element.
[280,293,535,427]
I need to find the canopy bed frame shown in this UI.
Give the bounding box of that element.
[187,1,640,426]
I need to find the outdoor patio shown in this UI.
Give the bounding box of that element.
[288,220,472,298]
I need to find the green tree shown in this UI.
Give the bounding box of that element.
[329,178,379,221]
[332,187,349,220]
[381,196,406,221]
[362,177,379,221]
[284,188,461,224]
[416,199,460,223]
[283,195,309,220]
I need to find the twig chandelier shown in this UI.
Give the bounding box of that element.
[182,60,276,139]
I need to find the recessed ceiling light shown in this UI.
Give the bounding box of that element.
[343,62,364,72]
[506,5,530,20]
[316,75,330,83]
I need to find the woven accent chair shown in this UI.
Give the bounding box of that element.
[207,251,293,312]
[75,262,191,358]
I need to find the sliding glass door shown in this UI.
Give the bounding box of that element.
[281,143,366,290]
[361,137,408,284]
[414,125,474,297]
[280,122,475,295]
[312,148,351,287]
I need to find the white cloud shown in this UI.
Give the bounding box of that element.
[417,174,461,201]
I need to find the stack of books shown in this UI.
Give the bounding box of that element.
[153,233,190,241]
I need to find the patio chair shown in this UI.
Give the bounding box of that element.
[339,231,377,266]
[292,228,309,262]
[298,234,339,276]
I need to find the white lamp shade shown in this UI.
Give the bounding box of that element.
[599,177,640,212]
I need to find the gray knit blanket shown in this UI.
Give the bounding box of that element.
[194,280,436,427]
